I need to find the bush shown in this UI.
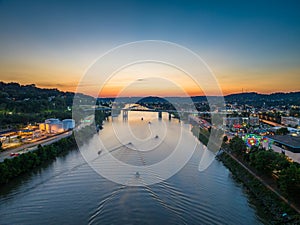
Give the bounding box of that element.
[0,134,77,184]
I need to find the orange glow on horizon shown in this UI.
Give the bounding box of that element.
[1,63,299,97]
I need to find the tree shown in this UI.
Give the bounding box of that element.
[250,150,275,175]
[278,165,300,199]
[250,150,289,176]
[229,136,246,156]
[0,141,2,151]
[223,135,228,143]
[276,127,289,135]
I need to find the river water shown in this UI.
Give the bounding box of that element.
[0,111,265,225]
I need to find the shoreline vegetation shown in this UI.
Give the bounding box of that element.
[218,153,300,224]
[1,104,299,223]
[0,132,77,184]
[191,125,300,224]
[0,124,101,185]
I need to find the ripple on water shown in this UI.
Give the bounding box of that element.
[0,112,263,225]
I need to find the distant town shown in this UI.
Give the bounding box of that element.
[0,82,300,223]
[1,82,299,164]
[94,93,300,162]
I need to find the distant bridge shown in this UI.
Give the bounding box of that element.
[92,105,226,120]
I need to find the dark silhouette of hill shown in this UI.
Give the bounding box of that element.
[0,81,93,128]
[225,92,300,106]
[99,92,300,105]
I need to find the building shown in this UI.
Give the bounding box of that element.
[267,135,300,153]
[39,118,64,134]
[49,123,64,133]
[281,116,300,128]
[0,135,6,142]
[62,119,75,130]
[39,118,75,134]
[249,116,259,126]
[223,117,241,127]
[223,116,259,128]
[45,118,61,124]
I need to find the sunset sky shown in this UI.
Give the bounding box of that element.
[0,0,299,97]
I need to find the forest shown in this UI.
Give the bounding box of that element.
[0,82,94,128]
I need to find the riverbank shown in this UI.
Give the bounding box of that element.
[217,152,300,224]
[191,125,300,224]
[0,126,98,184]
[0,131,73,162]
[0,109,107,184]
[0,133,77,184]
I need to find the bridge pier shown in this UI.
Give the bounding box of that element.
[158,111,162,120]
[123,110,128,120]
[168,113,172,120]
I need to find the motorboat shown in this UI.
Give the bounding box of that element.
[135,172,140,178]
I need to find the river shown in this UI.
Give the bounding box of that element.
[0,111,266,224]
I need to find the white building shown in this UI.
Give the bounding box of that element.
[39,118,63,134]
[62,119,75,130]
[281,116,300,128]
[39,118,75,134]
[45,118,61,124]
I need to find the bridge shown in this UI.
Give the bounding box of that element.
[93,105,226,120]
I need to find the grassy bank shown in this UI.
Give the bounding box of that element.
[0,109,107,185]
[0,133,77,184]
[191,124,300,223]
[217,152,300,224]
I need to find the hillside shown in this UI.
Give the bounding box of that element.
[0,82,94,129]
[225,92,300,107]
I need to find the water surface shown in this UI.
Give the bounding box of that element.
[0,111,264,224]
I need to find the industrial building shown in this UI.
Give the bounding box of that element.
[39,118,75,134]
[62,119,75,130]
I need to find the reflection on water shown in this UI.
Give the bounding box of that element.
[80,111,199,186]
[0,111,264,224]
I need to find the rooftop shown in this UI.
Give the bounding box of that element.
[267,135,300,148]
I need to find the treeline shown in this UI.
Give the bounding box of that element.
[0,114,108,184]
[0,82,74,113]
[225,92,300,107]
[192,126,300,217]
[0,134,77,184]
[226,136,300,202]
[0,81,95,129]
[219,153,300,224]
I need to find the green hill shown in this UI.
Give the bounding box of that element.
[0,82,75,129]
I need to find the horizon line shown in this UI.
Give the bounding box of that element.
[1,80,299,98]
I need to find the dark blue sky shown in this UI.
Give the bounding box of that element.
[0,0,299,94]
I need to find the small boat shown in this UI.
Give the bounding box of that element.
[155,135,159,139]
[141,117,143,121]
[148,121,151,124]
[135,172,140,178]
[98,150,102,155]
